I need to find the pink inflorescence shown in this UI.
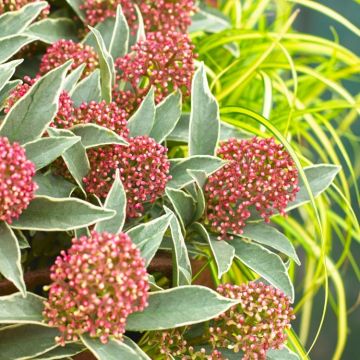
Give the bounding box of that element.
[0,0,50,17]
[43,231,149,345]
[114,31,196,105]
[0,137,37,223]
[4,76,75,129]
[213,282,295,360]
[83,136,171,218]
[205,137,299,239]
[39,39,99,78]
[73,101,130,137]
[80,0,137,28]
[148,329,225,360]
[138,0,196,33]
[80,0,196,33]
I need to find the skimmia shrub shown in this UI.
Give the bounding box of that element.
[0,1,357,360]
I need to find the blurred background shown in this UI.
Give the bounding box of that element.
[296,1,359,358]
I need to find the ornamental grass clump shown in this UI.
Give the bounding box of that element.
[0,136,37,223]
[39,39,99,78]
[205,137,300,239]
[43,231,149,345]
[84,136,171,218]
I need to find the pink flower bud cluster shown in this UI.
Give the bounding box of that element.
[43,231,149,345]
[205,137,299,239]
[39,40,99,78]
[4,76,76,129]
[80,0,196,34]
[0,0,49,17]
[80,0,137,28]
[73,100,130,136]
[0,136,37,223]
[138,0,196,33]
[114,31,196,105]
[148,329,224,360]
[83,136,171,218]
[212,282,295,360]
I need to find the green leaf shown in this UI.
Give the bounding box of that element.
[71,69,101,106]
[64,0,85,21]
[0,80,21,110]
[241,223,300,265]
[48,128,90,193]
[167,156,226,189]
[15,230,30,249]
[24,136,81,171]
[71,123,128,148]
[134,4,145,42]
[187,169,207,221]
[127,214,172,266]
[164,206,192,286]
[150,91,182,143]
[83,17,116,49]
[34,343,86,359]
[0,222,26,296]
[81,335,140,360]
[0,61,71,144]
[0,35,35,64]
[25,18,78,44]
[123,336,151,360]
[95,169,126,234]
[126,285,238,331]
[231,237,294,301]
[192,222,235,278]
[0,1,47,38]
[11,196,115,231]
[267,347,300,360]
[168,114,246,143]
[0,292,44,324]
[109,5,129,59]
[0,60,23,94]
[89,26,114,103]
[63,64,86,93]
[128,87,156,137]
[165,187,195,230]
[189,62,220,156]
[34,173,76,198]
[286,164,341,211]
[0,324,59,359]
[189,8,231,33]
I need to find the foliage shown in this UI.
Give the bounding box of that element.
[0,1,358,360]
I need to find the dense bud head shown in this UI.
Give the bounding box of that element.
[43,231,149,345]
[114,31,196,104]
[80,0,196,33]
[0,137,37,223]
[74,100,130,137]
[205,137,299,239]
[83,136,171,218]
[148,329,225,359]
[39,39,99,78]
[0,0,49,17]
[4,76,75,129]
[214,282,295,359]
